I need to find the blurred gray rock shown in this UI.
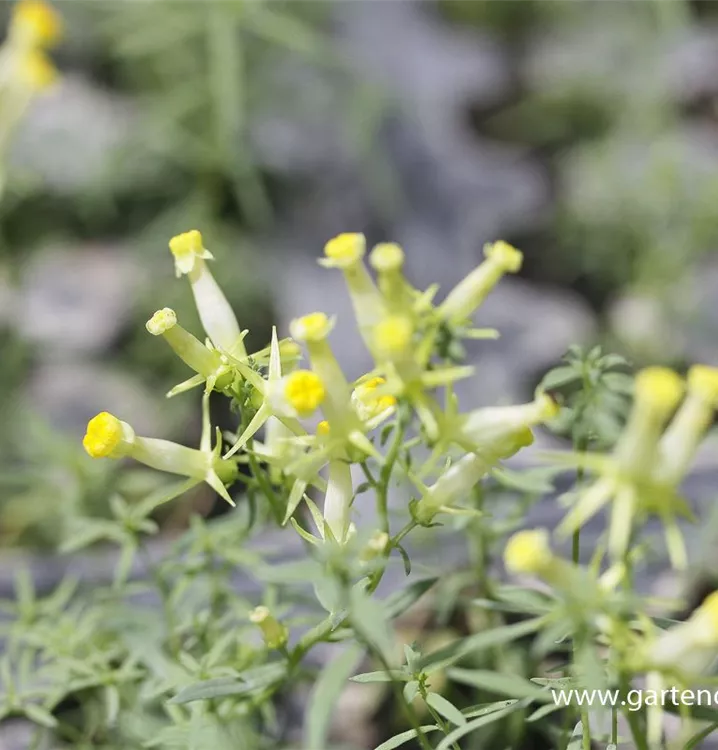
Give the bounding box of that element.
[15,245,142,355]
[609,259,718,366]
[26,361,163,438]
[0,721,34,750]
[9,74,135,194]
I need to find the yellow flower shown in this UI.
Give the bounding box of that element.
[283,370,325,417]
[504,529,553,575]
[320,232,366,269]
[168,230,244,356]
[83,409,237,504]
[82,412,131,459]
[11,0,62,48]
[373,315,413,360]
[634,367,684,415]
[370,243,404,273]
[168,229,213,277]
[316,420,331,436]
[146,307,177,335]
[290,312,334,342]
[687,364,718,406]
[20,48,57,90]
[352,376,396,421]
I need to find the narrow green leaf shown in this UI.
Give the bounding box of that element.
[684,723,718,750]
[351,670,409,683]
[448,669,549,701]
[374,725,441,750]
[169,662,286,705]
[435,701,526,750]
[403,680,420,703]
[420,617,545,673]
[425,692,467,726]
[304,644,363,750]
[23,703,57,728]
[383,577,438,620]
[527,702,563,722]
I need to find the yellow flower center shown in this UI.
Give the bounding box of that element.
[504,529,553,575]
[688,365,718,406]
[20,49,57,90]
[370,243,405,272]
[83,412,124,459]
[146,308,177,336]
[484,240,523,272]
[635,367,684,412]
[12,0,62,47]
[373,316,413,357]
[290,312,332,342]
[352,377,397,420]
[317,420,331,436]
[323,233,365,268]
[283,370,325,416]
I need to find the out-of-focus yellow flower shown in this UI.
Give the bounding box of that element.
[83,410,237,504]
[19,48,57,90]
[558,367,697,568]
[373,315,413,360]
[438,241,523,324]
[10,0,62,48]
[504,529,554,575]
[168,230,245,357]
[282,370,326,418]
[319,233,386,352]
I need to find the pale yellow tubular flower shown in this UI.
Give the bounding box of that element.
[168,230,245,357]
[249,606,288,650]
[271,369,325,418]
[10,0,63,48]
[658,365,718,483]
[650,592,718,671]
[459,392,558,458]
[289,313,352,425]
[438,241,523,324]
[319,233,386,347]
[146,308,224,381]
[414,453,491,525]
[83,411,237,504]
[615,367,684,475]
[322,458,354,544]
[369,243,413,314]
[504,529,554,576]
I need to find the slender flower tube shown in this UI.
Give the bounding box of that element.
[438,241,523,324]
[650,592,718,673]
[459,392,558,458]
[82,412,237,504]
[319,233,385,348]
[615,367,684,474]
[168,230,245,357]
[369,243,414,315]
[146,308,234,394]
[322,459,354,543]
[414,453,492,525]
[658,365,718,483]
[249,606,288,650]
[289,313,372,454]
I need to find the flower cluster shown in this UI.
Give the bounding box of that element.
[83,230,554,546]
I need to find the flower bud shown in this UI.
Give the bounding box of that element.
[504,529,553,575]
[249,606,288,650]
